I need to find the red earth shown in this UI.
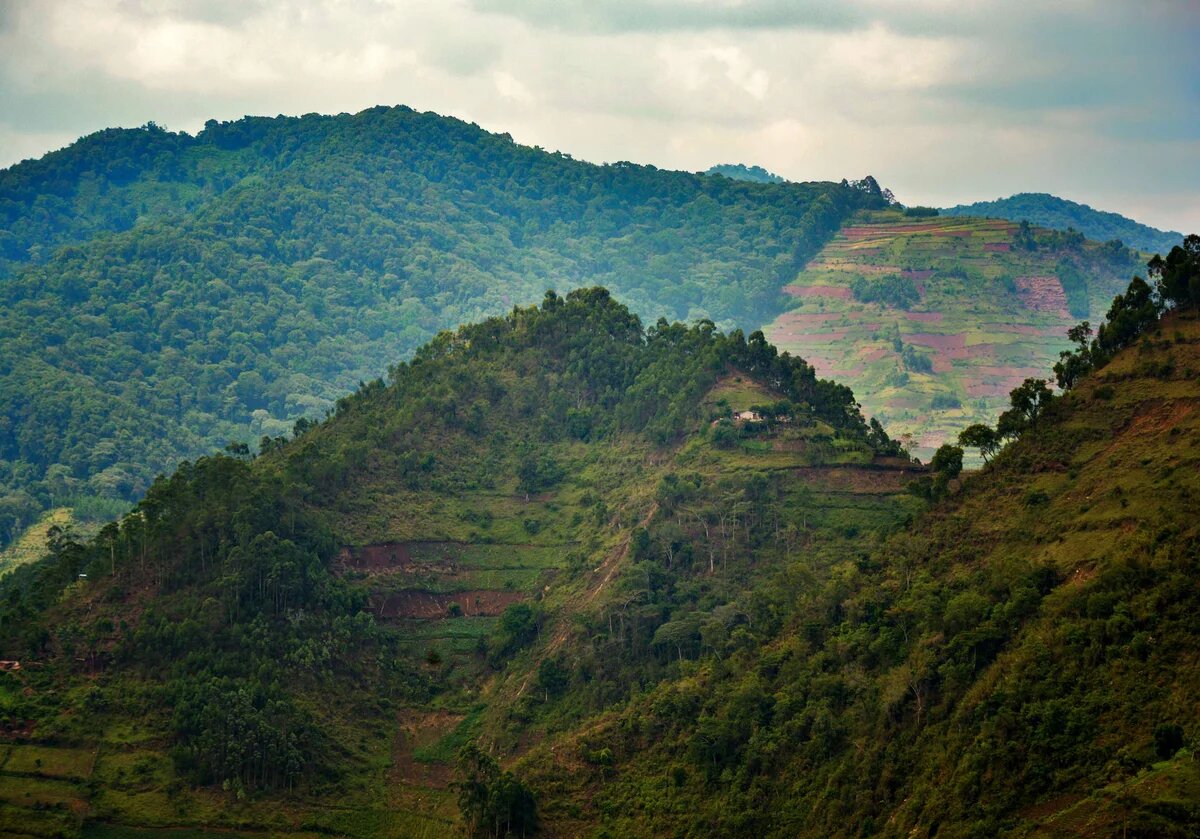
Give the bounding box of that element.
[370,588,527,619]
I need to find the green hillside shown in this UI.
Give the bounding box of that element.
[0,288,917,837]
[764,210,1141,457]
[525,297,1200,837]
[941,193,1183,255]
[0,107,885,547]
[0,236,1198,836]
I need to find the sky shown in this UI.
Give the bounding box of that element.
[1,0,1197,232]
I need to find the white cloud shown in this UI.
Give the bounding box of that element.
[0,0,1196,232]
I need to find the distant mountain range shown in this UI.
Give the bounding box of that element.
[941,192,1183,254]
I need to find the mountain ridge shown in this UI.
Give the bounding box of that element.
[941,192,1183,254]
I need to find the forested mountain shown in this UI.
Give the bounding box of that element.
[941,192,1183,254]
[0,288,914,836]
[0,107,886,549]
[0,236,1198,836]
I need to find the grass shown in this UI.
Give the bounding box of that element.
[412,706,484,764]
[2,745,95,779]
[0,508,73,578]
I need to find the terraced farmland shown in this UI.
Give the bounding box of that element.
[764,211,1141,457]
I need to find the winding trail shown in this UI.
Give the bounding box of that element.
[513,501,659,699]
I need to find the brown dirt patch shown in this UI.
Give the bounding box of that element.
[983,242,1011,252]
[1015,275,1070,317]
[371,589,526,619]
[904,311,943,323]
[390,708,462,788]
[783,284,853,299]
[1108,401,1196,454]
[905,333,966,352]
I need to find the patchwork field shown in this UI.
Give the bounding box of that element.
[764,211,1142,458]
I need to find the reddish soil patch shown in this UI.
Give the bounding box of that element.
[390,709,462,788]
[860,347,890,362]
[905,332,966,352]
[841,223,948,238]
[1112,401,1196,449]
[903,269,935,280]
[784,285,853,299]
[983,242,1011,252]
[1015,275,1070,317]
[904,311,943,323]
[372,589,526,619]
[340,542,418,572]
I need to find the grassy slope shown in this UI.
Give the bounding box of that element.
[524,309,1200,837]
[764,210,1138,458]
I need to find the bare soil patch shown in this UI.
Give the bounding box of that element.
[390,708,463,788]
[371,589,526,619]
[1015,275,1070,317]
[783,285,853,299]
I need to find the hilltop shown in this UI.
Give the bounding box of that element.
[0,107,886,551]
[764,209,1140,456]
[942,192,1183,255]
[0,289,919,837]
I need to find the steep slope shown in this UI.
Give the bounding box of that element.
[763,210,1141,456]
[0,106,884,548]
[942,193,1183,255]
[523,306,1200,837]
[0,290,919,837]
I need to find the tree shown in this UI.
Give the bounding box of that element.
[1053,321,1093,390]
[958,424,1000,464]
[454,743,538,838]
[1008,378,1054,427]
[930,445,964,480]
[1148,234,1200,309]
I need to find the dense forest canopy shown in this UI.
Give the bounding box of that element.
[0,106,888,545]
[941,192,1183,255]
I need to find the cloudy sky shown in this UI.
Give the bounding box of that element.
[1,0,1197,231]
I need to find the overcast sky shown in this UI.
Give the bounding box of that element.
[1,0,1197,232]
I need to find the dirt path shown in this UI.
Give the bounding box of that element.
[513,501,659,699]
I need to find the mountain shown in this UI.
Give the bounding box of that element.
[0,261,1197,836]
[0,288,916,836]
[0,107,886,551]
[704,163,785,184]
[941,192,1183,255]
[763,210,1142,457]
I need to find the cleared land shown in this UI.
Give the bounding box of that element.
[764,211,1139,458]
